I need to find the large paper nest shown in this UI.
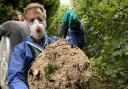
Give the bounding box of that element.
[28,39,91,89]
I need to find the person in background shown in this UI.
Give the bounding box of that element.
[11,10,22,21]
[8,3,85,89]
[0,11,30,89]
[60,9,85,48]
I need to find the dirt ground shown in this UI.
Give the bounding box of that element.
[88,76,117,89]
[28,39,91,89]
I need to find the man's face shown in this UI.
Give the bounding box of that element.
[25,8,46,26]
[12,15,22,21]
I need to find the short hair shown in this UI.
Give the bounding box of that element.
[24,3,46,19]
[11,10,21,17]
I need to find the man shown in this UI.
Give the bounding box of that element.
[11,10,22,21]
[8,3,85,89]
[60,9,85,48]
[0,19,30,89]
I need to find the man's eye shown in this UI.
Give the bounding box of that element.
[30,19,35,23]
[16,19,20,21]
[37,18,43,22]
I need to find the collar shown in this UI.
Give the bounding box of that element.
[25,34,48,51]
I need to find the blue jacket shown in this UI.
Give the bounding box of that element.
[8,28,85,89]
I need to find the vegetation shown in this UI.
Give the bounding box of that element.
[48,0,128,88]
[44,64,58,80]
[0,0,59,24]
[74,0,128,88]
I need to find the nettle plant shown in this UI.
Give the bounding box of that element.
[73,0,128,88]
[46,0,128,87]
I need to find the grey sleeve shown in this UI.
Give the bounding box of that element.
[0,21,11,39]
[0,24,6,41]
[0,24,6,38]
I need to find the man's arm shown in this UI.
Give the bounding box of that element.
[60,10,70,38]
[8,44,28,89]
[61,9,85,49]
